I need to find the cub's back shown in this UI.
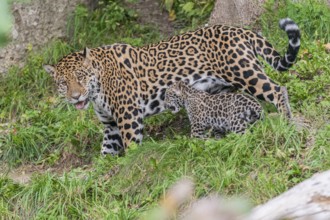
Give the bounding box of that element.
[194,91,261,115]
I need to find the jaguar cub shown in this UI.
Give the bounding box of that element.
[164,81,263,138]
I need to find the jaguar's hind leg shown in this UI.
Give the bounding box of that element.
[225,48,292,119]
[276,86,292,119]
[234,69,292,119]
[229,116,249,134]
[190,123,208,139]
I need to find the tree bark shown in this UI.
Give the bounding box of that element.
[208,0,266,27]
[0,0,97,74]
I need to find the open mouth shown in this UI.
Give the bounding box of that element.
[74,99,89,110]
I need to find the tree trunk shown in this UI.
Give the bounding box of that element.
[208,0,266,27]
[0,0,97,74]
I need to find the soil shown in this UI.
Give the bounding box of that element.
[123,0,177,37]
[3,151,92,184]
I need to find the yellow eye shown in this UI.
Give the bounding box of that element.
[58,79,66,86]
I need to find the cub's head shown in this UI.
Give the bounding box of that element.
[43,48,98,110]
[164,81,187,114]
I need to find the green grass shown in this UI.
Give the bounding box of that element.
[260,0,330,43]
[1,0,330,219]
[2,116,329,219]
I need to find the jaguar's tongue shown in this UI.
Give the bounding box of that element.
[75,101,85,110]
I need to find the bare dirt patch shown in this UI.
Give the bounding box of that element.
[123,0,177,37]
[4,151,92,184]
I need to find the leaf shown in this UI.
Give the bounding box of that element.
[149,157,158,169]
[320,101,330,107]
[168,10,176,21]
[164,0,174,12]
[182,2,194,13]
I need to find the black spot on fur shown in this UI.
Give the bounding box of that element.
[134,129,142,135]
[150,100,160,110]
[126,132,132,140]
[124,123,131,129]
[193,74,201,81]
[248,86,257,94]
[249,78,258,86]
[257,73,267,80]
[234,77,247,86]
[267,93,274,101]
[132,109,139,117]
[238,58,249,68]
[262,83,271,92]
[243,70,254,79]
[124,112,132,120]
[256,94,265,100]
[132,122,139,129]
[124,59,131,68]
[263,48,271,55]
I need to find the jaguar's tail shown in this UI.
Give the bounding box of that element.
[252,18,301,71]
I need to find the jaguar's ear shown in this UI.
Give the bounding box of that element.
[43,65,55,76]
[82,47,92,67]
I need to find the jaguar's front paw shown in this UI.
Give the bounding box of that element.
[100,141,124,156]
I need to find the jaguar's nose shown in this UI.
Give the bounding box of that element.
[71,92,81,100]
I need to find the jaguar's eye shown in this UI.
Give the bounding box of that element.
[58,79,67,86]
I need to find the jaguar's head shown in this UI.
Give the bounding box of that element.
[43,48,98,110]
[164,81,186,114]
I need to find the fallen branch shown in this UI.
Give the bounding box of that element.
[246,170,330,220]
[148,170,330,220]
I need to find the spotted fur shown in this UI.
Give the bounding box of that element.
[164,81,262,138]
[44,18,300,155]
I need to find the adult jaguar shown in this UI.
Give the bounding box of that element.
[43,18,300,156]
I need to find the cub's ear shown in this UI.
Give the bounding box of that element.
[183,79,190,85]
[173,82,183,96]
[177,81,186,90]
[82,47,92,67]
[43,65,55,76]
